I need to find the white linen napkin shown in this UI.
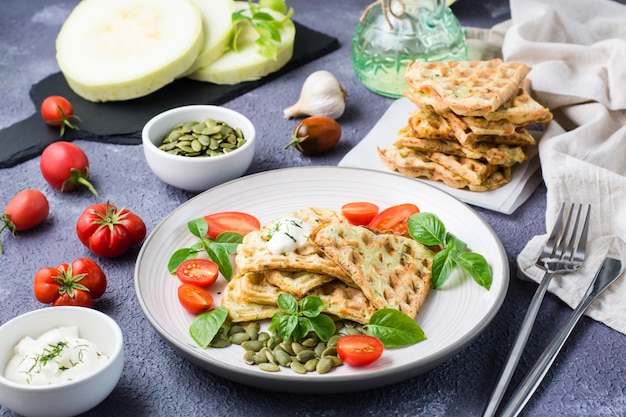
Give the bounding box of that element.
[497,0,626,334]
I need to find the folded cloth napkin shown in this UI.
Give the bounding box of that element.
[493,0,626,334]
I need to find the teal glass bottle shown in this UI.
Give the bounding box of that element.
[352,0,468,98]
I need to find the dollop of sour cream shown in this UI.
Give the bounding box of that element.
[4,326,109,385]
[266,217,312,255]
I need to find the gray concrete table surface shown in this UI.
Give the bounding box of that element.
[1,1,624,416]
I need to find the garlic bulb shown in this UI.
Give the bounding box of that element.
[283,70,348,119]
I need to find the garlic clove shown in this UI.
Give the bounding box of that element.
[283,70,348,119]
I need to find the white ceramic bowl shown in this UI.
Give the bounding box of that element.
[0,307,124,417]
[142,105,256,192]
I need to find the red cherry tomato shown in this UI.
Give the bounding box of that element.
[341,202,379,226]
[2,189,49,232]
[76,201,147,258]
[177,284,214,315]
[176,259,219,287]
[336,334,384,367]
[203,211,260,240]
[40,141,98,196]
[40,95,80,137]
[1,189,49,253]
[33,257,107,308]
[368,203,420,236]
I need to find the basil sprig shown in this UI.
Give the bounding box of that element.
[231,0,294,60]
[167,218,242,281]
[269,293,336,342]
[407,212,492,290]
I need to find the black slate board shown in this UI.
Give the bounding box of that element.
[0,22,339,168]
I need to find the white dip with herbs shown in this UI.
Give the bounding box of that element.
[4,325,109,385]
[266,217,312,255]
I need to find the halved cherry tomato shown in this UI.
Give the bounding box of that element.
[177,284,214,315]
[176,259,219,287]
[341,202,379,226]
[336,334,384,367]
[203,211,260,240]
[368,203,420,236]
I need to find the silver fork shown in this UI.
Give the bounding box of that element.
[482,203,591,417]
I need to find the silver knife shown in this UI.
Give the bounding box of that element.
[498,256,623,417]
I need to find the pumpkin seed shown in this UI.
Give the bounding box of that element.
[158,118,247,158]
[304,358,319,372]
[227,324,245,336]
[290,362,307,374]
[229,332,250,345]
[258,363,280,372]
[257,332,270,344]
[279,341,295,356]
[296,349,317,363]
[322,346,337,357]
[243,351,256,365]
[210,336,231,348]
[291,342,305,355]
[314,342,326,357]
[301,337,319,348]
[274,349,292,367]
[326,335,341,347]
[246,322,260,340]
[316,357,334,374]
[241,340,264,352]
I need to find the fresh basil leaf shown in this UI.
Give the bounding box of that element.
[188,218,208,238]
[190,306,229,349]
[446,233,467,252]
[407,212,447,247]
[277,314,298,340]
[204,243,233,281]
[268,312,281,332]
[215,232,244,246]
[308,314,336,342]
[167,248,195,274]
[301,295,324,318]
[365,308,426,348]
[293,317,311,341]
[277,293,298,314]
[457,252,492,290]
[190,241,206,252]
[431,247,458,288]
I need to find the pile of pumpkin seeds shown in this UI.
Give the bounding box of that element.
[158,119,246,157]
[210,320,365,374]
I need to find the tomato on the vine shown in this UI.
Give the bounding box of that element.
[76,201,147,258]
[40,141,98,196]
[203,211,260,240]
[176,259,219,287]
[33,257,107,308]
[341,202,379,226]
[369,203,420,236]
[0,189,49,253]
[286,116,341,155]
[178,284,214,315]
[336,334,384,367]
[40,95,80,137]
